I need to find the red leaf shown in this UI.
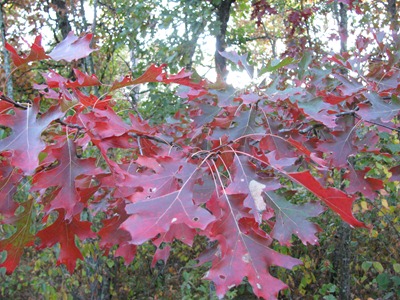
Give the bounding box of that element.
[151,223,196,267]
[235,92,260,105]
[357,92,400,123]
[36,209,96,273]
[288,171,366,228]
[204,193,301,299]
[67,69,101,88]
[263,191,324,246]
[389,165,400,182]
[41,69,101,89]
[98,201,137,264]
[80,107,131,139]
[0,98,64,173]
[5,35,49,66]
[32,139,101,218]
[121,163,215,244]
[110,65,205,92]
[317,117,362,167]
[344,167,383,200]
[225,155,281,223]
[48,32,97,62]
[110,64,166,91]
[317,90,351,105]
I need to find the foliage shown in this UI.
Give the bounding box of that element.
[1,9,400,299]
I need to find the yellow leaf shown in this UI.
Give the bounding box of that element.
[361,201,368,212]
[381,198,389,209]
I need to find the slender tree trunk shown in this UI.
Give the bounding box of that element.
[338,2,348,53]
[387,0,399,33]
[0,3,13,98]
[336,221,352,300]
[214,0,235,81]
[52,0,72,39]
[332,4,352,300]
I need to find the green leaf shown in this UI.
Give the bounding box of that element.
[361,261,372,272]
[373,261,384,273]
[298,52,312,79]
[393,263,400,274]
[263,57,295,73]
[376,273,391,290]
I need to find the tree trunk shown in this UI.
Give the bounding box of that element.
[52,0,71,39]
[336,222,352,300]
[214,0,235,81]
[387,0,398,33]
[338,2,348,53]
[332,3,352,300]
[0,4,13,98]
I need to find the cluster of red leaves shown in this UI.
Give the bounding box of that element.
[0,31,399,299]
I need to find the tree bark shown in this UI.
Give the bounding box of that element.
[387,0,398,33]
[52,0,71,39]
[338,2,348,53]
[332,3,352,300]
[0,3,13,98]
[336,222,352,300]
[214,0,235,81]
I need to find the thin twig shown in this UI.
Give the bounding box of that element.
[0,94,30,109]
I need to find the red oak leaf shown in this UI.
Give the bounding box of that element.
[164,68,206,89]
[110,65,205,92]
[317,90,351,105]
[5,35,49,66]
[121,162,215,244]
[98,201,137,264]
[357,92,400,123]
[110,64,166,91]
[203,193,301,299]
[288,171,366,227]
[344,166,383,200]
[49,32,97,62]
[263,191,324,246]
[36,209,96,273]
[32,139,101,218]
[225,155,281,223]
[317,117,362,167]
[235,92,260,105]
[0,98,64,173]
[219,108,264,140]
[41,69,101,89]
[151,223,196,267]
[80,107,131,139]
[66,69,101,88]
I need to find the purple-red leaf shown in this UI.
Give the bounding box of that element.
[32,139,101,218]
[263,191,324,246]
[203,193,301,299]
[0,99,63,173]
[121,163,215,244]
[49,32,97,62]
